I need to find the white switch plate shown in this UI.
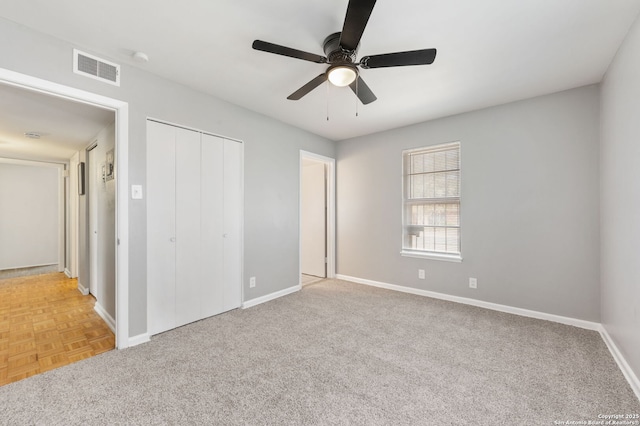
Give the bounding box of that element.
[469,278,478,289]
[418,269,425,279]
[249,277,256,288]
[131,185,143,199]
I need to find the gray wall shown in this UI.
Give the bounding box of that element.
[0,160,60,270]
[77,123,116,319]
[600,13,640,380]
[0,18,335,337]
[96,124,116,320]
[337,85,601,321]
[78,123,117,319]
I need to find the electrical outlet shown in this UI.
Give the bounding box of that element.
[418,269,425,280]
[249,277,256,288]
[469,277,477,289]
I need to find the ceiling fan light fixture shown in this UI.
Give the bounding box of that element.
[327,65,357,87]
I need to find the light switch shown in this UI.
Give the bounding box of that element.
[131,185,143,199]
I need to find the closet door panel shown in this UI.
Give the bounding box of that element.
[200,134,224,318]
[146,121,177,335]
[222,139,242,312]
[175,128,202,327]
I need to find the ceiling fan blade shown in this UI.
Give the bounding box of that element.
[287,74,328,100]
[360,48,437,69]
[339,0,377,51]
[349,76,377,104]
[252,40,327,63]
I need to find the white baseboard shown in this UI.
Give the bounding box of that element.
[335,274,600,331]
[242,284,301,309]
[599,326,640,401]
[128,333,151,347]
[94,302,116,334]
[77,281,89,296]
[64,268,72,278]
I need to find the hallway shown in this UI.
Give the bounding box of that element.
[0,272,114,385]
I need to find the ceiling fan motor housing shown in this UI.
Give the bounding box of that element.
[323,32,357,64]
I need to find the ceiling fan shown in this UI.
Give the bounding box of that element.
[252,0,437,105]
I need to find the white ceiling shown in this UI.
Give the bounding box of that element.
[1,0,639,141]
[0,84,114,162]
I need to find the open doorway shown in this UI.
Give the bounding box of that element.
[0,85,116,384]
[0,68,129,348]
[299,151,336,286]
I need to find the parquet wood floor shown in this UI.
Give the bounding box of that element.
[0,272,115,386]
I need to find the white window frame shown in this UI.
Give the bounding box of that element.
[400,141,462,262]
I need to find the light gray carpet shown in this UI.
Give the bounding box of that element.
[1,279,638,425]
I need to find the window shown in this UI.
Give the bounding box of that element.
[402,142,461,260]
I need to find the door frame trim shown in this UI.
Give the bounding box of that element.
[0,67,130,349]
[299,150,336,282]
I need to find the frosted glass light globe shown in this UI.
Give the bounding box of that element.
[328,66,357,87]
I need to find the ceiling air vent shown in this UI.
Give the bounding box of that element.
[73,49,120,86]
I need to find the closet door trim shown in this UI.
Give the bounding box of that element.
[146,118,243,144]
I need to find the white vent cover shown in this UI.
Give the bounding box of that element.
[73,49,120,86]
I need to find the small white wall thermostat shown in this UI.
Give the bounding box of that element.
[131,185,143,199]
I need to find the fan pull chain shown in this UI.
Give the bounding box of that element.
[326,80,330,121]
[355,77,359,117]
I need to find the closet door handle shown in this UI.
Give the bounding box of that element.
[169,237,176,242]
[223,234,227,238]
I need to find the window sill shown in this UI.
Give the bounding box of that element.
[400,250,463,263]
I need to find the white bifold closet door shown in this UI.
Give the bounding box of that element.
[147,120,242,336]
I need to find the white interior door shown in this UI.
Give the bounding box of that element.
[301,161,326,277]
[88,146,99,296]
[201,133,224,317]
[222,139,242,311]
[147,120,243,335]
[175,128,202,327]
[147,121,177,335]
